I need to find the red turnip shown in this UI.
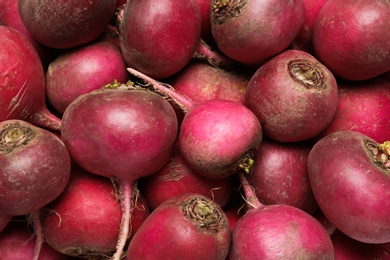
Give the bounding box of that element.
[229,172,334,259]
[18,0,117,49]
[245,49,338,142]
[128,67,263,179]
[0,221,68,260]
[308,131,390,244]
[60,84,178,259]
[167,60,248,105]
[194,0,213,44]
[42,168,150,259]
[46,40,129,114]
[315,77,390,144]
[312,0,390,80]
[331,231,389,259]
[119,0,201,79]
[140,148,235,211]
[127,193,231,259]
[210,0,305,66]
[0,25,61,131]
[291,0,328,53]
[0,0,56,68]
[0,120,71,216]
[246,138,318,214]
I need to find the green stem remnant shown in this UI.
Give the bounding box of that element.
[367,140,390,171]
[0,121,35,154]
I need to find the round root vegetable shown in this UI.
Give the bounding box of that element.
[127,193,231,259]
[141,149,235,211]
[46,40,129,114]
[229,172,334,259]
[42,169,150,259]
[119,0,201,79]
[245,49,338,142]
[18,0,117,49]
[312,0,390,80]
[128,67,263,179]
[0,25,61,131]
[210,0,305,66]
[0,120,71,216]
[246,138,318,214]
[308,131,390,244]
[60,84,178,260]
[314,77,390,144]
[0,221,68,260]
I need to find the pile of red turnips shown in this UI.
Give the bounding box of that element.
[0,0,389,259]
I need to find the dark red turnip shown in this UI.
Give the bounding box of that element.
[245,49,338,142]
[128,67,263,179]
[46,40,129,114]
[0,221,68,260]
[194,0,213,44]
[246,138,318,214]
[210,0,305,66]
[308,131,390,244]
[0,25,61,131]
[141,148,234,211]
[119,0,201,79]
[312,0,390,80]
[315,77,390,144]
[42,168,150,259]
[229,172,334,259]
[18,0,117,49]
[60,84,178,259]
[127,193,231,259]
[0,120,71,216]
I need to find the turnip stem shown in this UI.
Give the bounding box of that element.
[30,210,43,260]
[112,181,133,260]
[127,67,195,112]
[193,39,235,69]
[238,172,264,210]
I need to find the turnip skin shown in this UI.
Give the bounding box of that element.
[308,131,390,244]
[315,77,390,144]
[127,193,231,260]
[245,49,338,142]
[18,0,117,49]
[0,25,61,131]
[312,0,390,81]
[0,119,71,216]
[120,0,201,79]
[46,41,129,114]
[210,0,306,66]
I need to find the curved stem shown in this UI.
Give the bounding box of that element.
[112,181,133,260]
[127,67,195,112]
[238,172,264,210]
[193,39,235,69]
[30,107,62,132]
[30,210,43,260]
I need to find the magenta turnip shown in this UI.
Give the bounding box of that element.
[18,0,117,49]
[42,168,150,259]
[46,40,129,114]
[245,49,338,142]
[128,67,263,179]
[0,25,61,131]
[308,131,390,244]
[210,0,305,66]
[314,77,390,144]
[127,193,231,259]
[141,149,235,210]
[119,0,201,79]
[246,138,318,214]
[312,0,390,80]
[229,172,334,259]
[60,84,178,259]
